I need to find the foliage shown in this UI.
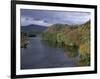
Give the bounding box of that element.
[21,32,29,48]
[64,45,79,58]
[79,41,90,55]
[77,53,90,66]
[41,20,91,66]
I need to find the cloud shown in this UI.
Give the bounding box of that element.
[21,9,91,26]
[52,12,90,25]
[21,16,52,26]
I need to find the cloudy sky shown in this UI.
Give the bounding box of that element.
[21,9,91,26]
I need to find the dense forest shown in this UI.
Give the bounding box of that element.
[21,20,91,66]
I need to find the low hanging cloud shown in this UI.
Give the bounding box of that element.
[21,16,52,26]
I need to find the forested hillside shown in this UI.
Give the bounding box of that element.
[42,21,91,66]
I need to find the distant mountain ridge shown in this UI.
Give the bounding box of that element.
[21,24,48,32]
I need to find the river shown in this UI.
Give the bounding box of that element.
[21,36,79,69]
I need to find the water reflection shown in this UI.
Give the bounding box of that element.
[42,40,79,58]
[21,37,78,69]
[64,46,79,60]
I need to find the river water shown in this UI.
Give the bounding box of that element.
[21,37,79,69]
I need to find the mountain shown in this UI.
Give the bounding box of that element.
[21,24,48,33]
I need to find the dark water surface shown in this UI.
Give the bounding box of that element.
[21,37,79,69]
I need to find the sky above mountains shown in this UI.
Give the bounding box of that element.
[21,9,91,26]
